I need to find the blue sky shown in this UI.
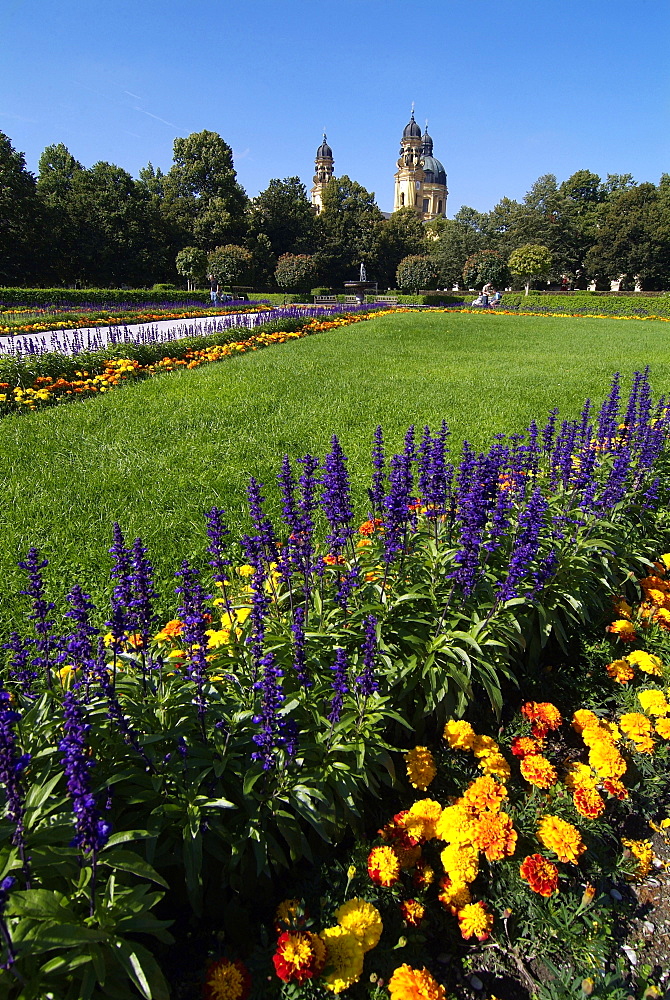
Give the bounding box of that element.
[1,0,668,215]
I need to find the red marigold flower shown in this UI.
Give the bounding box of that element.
[367,845,401,886]
[573,785,605,819]
[203,958,252,1000]
[399,899,425,926]
[519,854,559,897]
[606,619,637,642]
[511,736,540,758]
[272,931,325,983]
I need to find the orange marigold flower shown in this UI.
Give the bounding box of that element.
[606,659,635,684]
[470,811,518,861]
[619,712,653,739]
[639,575,670,596]
[478,751,511,780]
[520,754,558,789]
[612,597,633,619]
[388,964,447,1000]
[203,958,251,1000]
[511,736,541,758]
[602,777,628,799]
[457,901,494,941]
[461,775,507,816]
[437,876,472,913]
[573,785,605,819]
[653,607,670,630]
[153,618,185,642]
[405,746,437,791]
[272,931,325,983]
[622,838,655,879]
[519,853,560,896]
[572,709,599,734]
[323,553,344,566]
[358,518,382,536]
[606,619,637,641]
[399,899,425,927]
[367,845,401,886]
[655,718,670,739]
[537,815,586,864]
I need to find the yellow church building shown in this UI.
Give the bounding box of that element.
[310,111,448,221]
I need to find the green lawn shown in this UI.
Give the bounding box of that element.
[2,310,669,632]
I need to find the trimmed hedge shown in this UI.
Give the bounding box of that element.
[495,293,670,316]
[0,287,213,307]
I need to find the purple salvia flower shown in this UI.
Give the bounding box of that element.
[335,566,360,610]
[291,606,311,687]
[596,372,621,447]
[533,548,559,595]
[403,425,416,467]
[418,426,433,504]
[368,425,386,515]
[129,537,158,651]
[4,633,36,698]
[0,689,30,867]
[63,584,99,699]
[107,522,133,651]
[251,652,286,770]
[356,616,379,697]
[328,647,349,725]
[18,547,56,688]
[247,477,278,566]
[59,691,111,855]
[382,453,413,565]
[205,507,234,620]
[541,407,559,455]
[295,453,320,598]
[241,532,270,680]
[321,435,354,557]
[498,488,548,602]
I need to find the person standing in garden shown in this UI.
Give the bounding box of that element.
[482,282,495,307]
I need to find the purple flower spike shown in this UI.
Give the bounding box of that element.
[0,689,30,863]
[321,435,354,557]
[356,616,379,697]
[59,691,111,856]
[291,606,311,687]
[368,425,386,515]
[251,652,287,770]
[328,647,349,725]
[18,547,57,689]
[175,560,210,728]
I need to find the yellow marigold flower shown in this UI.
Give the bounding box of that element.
[606,659,635,684]
[460,775,507,817]
[564,762,598,791]
[626,650,664,676]
[637,689,670,716]
[388,964,447,1000]
[405,747,437,791]
[274,898,303,932]
[470,811,518,861]
[399,899,425,927]
[660,554,670,571]
[471,734,499,758]
[572,709,599,734]
[653,607,670,630]
[457,901,493,941]
[319,926,364,994]
[537,815,586,863]
[478,752,511,780]
[573,785,605,819]
[443,719,476,750]
[589,741,627,779]
[619,712,653,738]
[437,876,472,913]
[581,720,620,747]
[622,838,655,880]
[334,899,382,952]
[441,843,479,885]
[519,754,558,789]
[205,628,230,649]
[655,718,670,739]
[403,799,443,842]
[612,597,633,619]
[435,803,471,846]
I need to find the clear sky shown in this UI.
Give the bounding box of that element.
[1,0,668,215]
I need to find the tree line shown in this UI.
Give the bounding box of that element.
[2,127,669,290]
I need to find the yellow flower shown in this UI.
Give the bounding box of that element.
[626,650,663,676]
[606,659,635,684]
[403,799,443,842]
[334,898,382,952]
[205,628,231,649]
[319,926,364,993]
[461,775,507,817]
[655,718,670,739]
[237,564,255,578]
[537,815,586,863]
[457,901,493,941]
[443,719,476,750]
[622,838,655,879]
[478,751,511,780]
[519,754,558,789]
[471,734,499,758]
[637,689,670,716]
[440,843,479,885]
[435,803,471,846]
[405,746,437,791]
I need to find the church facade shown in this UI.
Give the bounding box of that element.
[310,111,448,222]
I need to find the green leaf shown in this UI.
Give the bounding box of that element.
[105,829,153,848]
[112,939,171,1000]
[100,850,169,888]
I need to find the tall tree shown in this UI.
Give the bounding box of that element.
[0,132,40,284]
[36,143,84,283]
[585,182,670,289]
[248,177,316,258]
[427,214,483,289]
[163,130,248,251]
[315,175,383,286]
[373,208,426,288]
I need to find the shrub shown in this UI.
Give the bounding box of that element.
[206,245,253,288]
[0,287,212,307]
[274,253,318,292]
[508,244,553,295]
[462,250,509,290]
[396,256,437,294]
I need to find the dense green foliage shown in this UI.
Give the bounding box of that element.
[274,253,318,292]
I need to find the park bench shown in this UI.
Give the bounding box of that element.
[313,295,338,305]
[369,295,398,305]
[343,295,358,304]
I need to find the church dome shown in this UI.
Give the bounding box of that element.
[421,154,446,186]
[316,133,332,159]
[402,112,422,139]
[422,127,434,156]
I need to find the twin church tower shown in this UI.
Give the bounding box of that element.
[310,110,448,221]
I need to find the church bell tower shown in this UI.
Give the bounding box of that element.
[311,133,334,214]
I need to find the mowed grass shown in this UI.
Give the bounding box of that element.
[1,310,669,631]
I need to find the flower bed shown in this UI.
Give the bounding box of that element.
[1,371,669,998]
